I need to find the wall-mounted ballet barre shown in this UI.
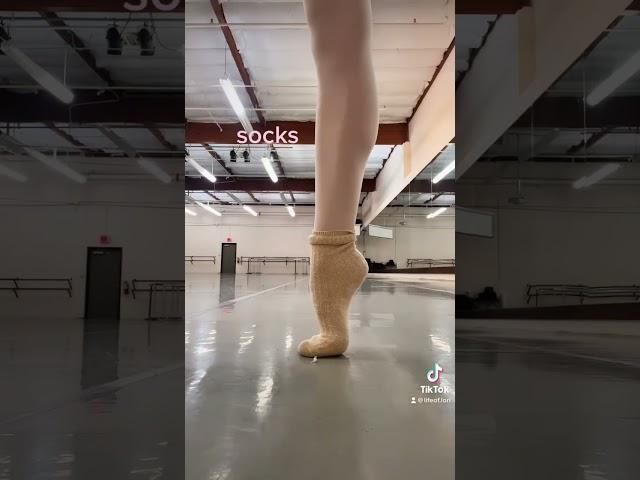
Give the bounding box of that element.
[0,277,73,298]
[237,256,310,275]
[185,256,216,264]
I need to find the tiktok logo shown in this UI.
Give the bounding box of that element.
[426,363,444,384]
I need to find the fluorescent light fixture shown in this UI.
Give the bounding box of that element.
[433,161,455,184]
[0,42,74,104]
[137,158,171,184]
[185,207,198,216]
[286,205,296,217]
[243,205,258,217]
[195,200,222,216]
[573,163,621,189]
[24,148,86,183]
[261,156,278,183]
[427,207,447,219]
[586,49,640,106]
[220,78,253,132]
[0,162,27,182]
[186,156,216,183]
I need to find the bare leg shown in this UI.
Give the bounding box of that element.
[298,0,378,358]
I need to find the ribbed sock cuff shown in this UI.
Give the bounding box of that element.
[309,230,355,245]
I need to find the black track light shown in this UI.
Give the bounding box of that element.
[106,26,123,56]
[243,149,250,162]
[230,150,237,162]
[270,150,279,161]
[137,26,155,57]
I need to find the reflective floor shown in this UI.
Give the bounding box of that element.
[186,273,455,480]
[456,319,640,480]
[0,316,184,479]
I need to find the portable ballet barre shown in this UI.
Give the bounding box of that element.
[406,259,456,268]
[526,284,640,306]
[0,277,73,298]
[237,256,310,274]
[130,279,185,320]
[131,279,185,299]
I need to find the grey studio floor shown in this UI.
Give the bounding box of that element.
[456,318,640,479]
[0,314,184,479]
[185,273,456,480]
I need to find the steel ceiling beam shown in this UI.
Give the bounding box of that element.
[245,191,260,203]
[40,13,181,155]
[203,145,234,176]
[187,121,409,145]
[39,12,113,85]
[426,193,444,204]
[147,123,178,151]
[566,127,612,155]
[206,192,230,204]
[210,0,265,126]
[45,122,105,155]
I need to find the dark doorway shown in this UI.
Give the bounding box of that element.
[220,243,237,274]
[85,247,122,320]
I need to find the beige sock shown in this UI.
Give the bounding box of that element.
[298,231,368,357]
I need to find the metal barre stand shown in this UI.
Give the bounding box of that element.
[526,283,640,306]
[406,259,456,268]
[130,279,185,320]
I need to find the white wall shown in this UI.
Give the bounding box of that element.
[186,205,455,273]
[0,174,184,320]
[358,213,454,267]
[186,206,314,275]
[457,163,640,308]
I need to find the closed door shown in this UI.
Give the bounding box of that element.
[85,247,122,319]
[220,243,237,274]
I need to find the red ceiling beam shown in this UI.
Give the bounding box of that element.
[210,0,265,126]
[187,121,409,145]
[457,0,530,14]
[186,177,375,193]
[513,96,640,129]
[0,1,184,12]
[0,91,183,123]
[185,176,455,193]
